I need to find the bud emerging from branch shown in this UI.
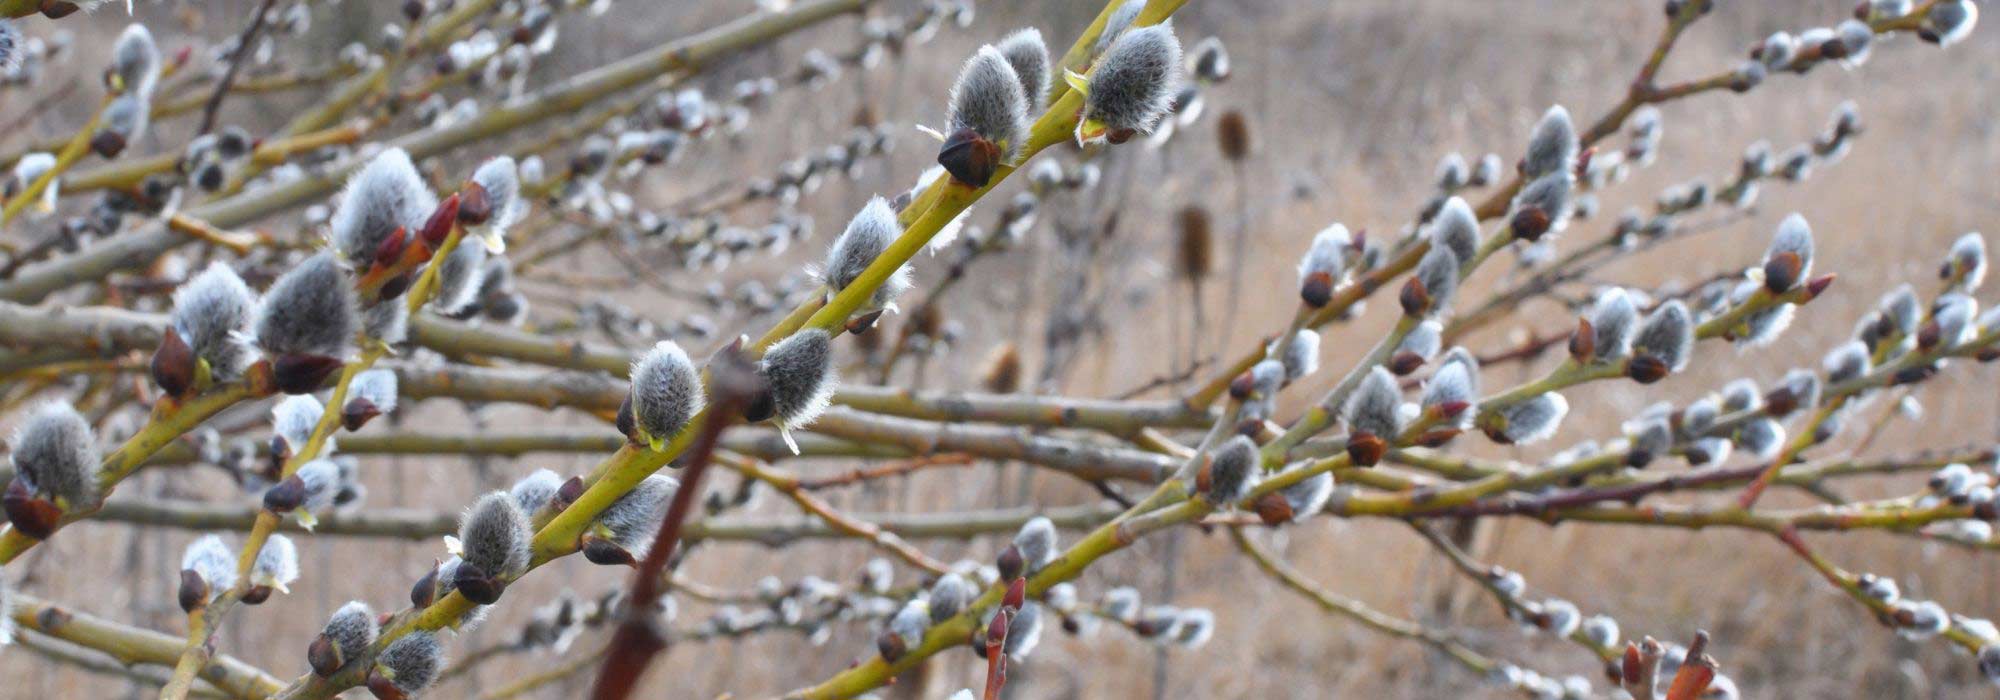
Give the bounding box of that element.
[7,402,102,533]
[758,329,838,453]
[1281,329,1321,382]
[996,28,1050,116]
[625,341,704,451]
[344,369,398,431]
[940,46,1029,187]
[431,241,488,315]
[110,24,161,97]
[1823,340,1872,384]
[330,149,437,270]
[467,156,524,253]
[1509,172,1574,241]
[1403,245,1460,316]
[1523,106,1578,179]
[1630,300,1693,382]
[1345,368,1403,464]
[265,459,340,529]
[583,474,678,566]
[1199,435,1258,505]
[1587,288,1639,362]
[1074,24,1182,145]
[179,534,236,610]
[1427,197,1481,265]
[1296,224,1350,308]
[1763,214,1815,293]
[879,599,929,662]
[255,252,357,392]
[452,491,530,604]
[163,262,256,391]
[310,601,378,677]
[822,196,911,310]
[929,572,972,623]
[1921,0,1977,47]
[1013,516,1057,573]
[1489,393,1568,445]
[368,630,443,700]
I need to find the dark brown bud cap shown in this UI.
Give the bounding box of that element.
[1253,491,1293,525]
[1346,431,1386,467]
[342,397,382,432]
[995,543,1024,582]
[424,192,464,246]
[178,569,210,613]
[938,128,1002,189]
[272,354,344,395]
[308,634,345,677]
[1627,354,1670,384]
[452,561,506,605]
[90,131,127,159]
[4,479,59,540]
[263,474,307,513]
[581,534,636,566]
[152,327,197,398]
[1300,271,1335,308]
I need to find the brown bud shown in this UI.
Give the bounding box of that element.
[452,562,505,605]
[938,128,1003,188]
[1346,431,1386,467]
[178,570,210,613]
[1763,251,1803,294]
[308,633,345,677]
[263,475,308,513]
[1300,271,1335,308]
[1175,206,1213,283]
[379,271,415,302]
[995,543,1025,582]
[1388,351,1426,376]
[844,309,886,335]
[1253,491,1294,525]
[615,394,639,445]
[90,131,127,159]
[1627,355,1669,384]
[980,344,1022,393]
[1003,577,1028,610]
[401,0,424,21]
[410,563,442,608]
[372,226,409,270]
[342,397,382,432]
[1510,206,1552,242]
[426,192,465,245]
[1193,457,1215,495]
[1228,371,1257,401]
[367,671,411,700]
[1918,320,1942,350]
[1399,276,1431,317]
[876,630,908,662]
[272,354,344,395]
[1416,428,1461,447]
[39,0,81,18]
[1216,110,1252,162]
[581,535,637,567]
[3,479,60,540]
[1763,387,1799,417]
[151,327,197,398]
[1568,317,1596,363]
[555,476,584,512]
[242,585,275,605]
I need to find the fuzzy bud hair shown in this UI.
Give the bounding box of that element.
[180,534,238,594]
[948,46,1030,160]
[11,402,102,508]
[761,329,838,435]
[1632,300,1694,373]
[1924,0,1977,47]
[997,29,1050,115]
[97,94,149,153]
[1013,516,1058,572]
[1400,321,1444,361]
[1498,393,1568,445]
[929,573,972,623]
[1523,105,1578,179]
[170,262,257,380]
[1764,214,1815,290]
[1736,418,1785,459]
[1408,244,1460,315]
[1004,602,1044,660]
[365,300,409,345]
[1297,224,1350,304]
[372,630,444,696]
[1427,197,1481,265]
[350,369,399,417]
[254,252,358,359]
[1081,24,1182,140]
[1588,288,1639,361]
[1946,232,1988,293]
[595,474,678,559]
[628,341,704,448]
[1510,172,1575,239]
[1280,469,1334,521]
[822,197,909,308]
[111,24,161,98]
[1422,360,1475,411]
[432,239,488,315]
[1345,367,1404,439]
[0,21,18,73]
[459,491,531,580]
[469,156,525,248]
[253,534,301,592]
[271,395,323,452]
[508,469,563,515]
[329,148,436,269]
[1823,340,1872,384]
[1201,435,1258,506]
[314,601,378,675]
[1282,329,1320,382]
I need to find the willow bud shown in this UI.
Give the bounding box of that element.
[626,341,704,450]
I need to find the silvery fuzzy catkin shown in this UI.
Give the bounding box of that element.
[372,630,445,696]
[1539,599,1581,638]
[881,600,929,660]
[271,395,324,453]
[1296,223,1350,306]
[349,368,399,416]
[1581,614,1620,649]
[1012,516,1057,572]
[1435,153,1468,191]
[252,533,301,593]
[1924,0,1977,47]
[1345,367,1404,439]
[329,148,436,270]
[1510,171,1574,239]
[1408,244,1460,315]
[1823,341,1872,384]
[432,238,488,314]
[995,29,1050,115]
[458,491,531,581]
[95,94,148,155]
[1003,602,1044,660]
[509,469,564,515]
[1281,329,1320,381]
[822,196,911,309]
[1090,0,1145,57]
[11,402,103,508]
[468,156,524,253]
[1631,300,1694,374]
[255,252,358,359]
[1522,106,1578,179]
[1421,359,1475,412]
[170,262,257,380]
[1626,419,1673,467]
[365,295,410,344]
[928,572,972,623]
[1427,196,1481,265]
[1764,213,1815,292]
[626,341,704,449]
[1497,393,1568,445]
[1439,347,1482,395]
[1202,435,1258,505]
[1945,232,1988,293]
[1587,288,1639,361]
[594,474,678,559]
[1078,24,1182,144]
[1399,320,1443,362]
[180,534,238,594]
[0,21,18,73]
[1933,293,1979,349]
[945,46,1030,165]
[1735,418,1786,459]
[1279,468,1334,521]
[1174,608,1215,648]
[761,329,838,445]
[313,601,378,675]
[110,24,161,97]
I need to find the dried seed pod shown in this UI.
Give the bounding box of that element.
[1523,106,1578,179]
[1215,109,1251,162]
[167,262,257,383]
[940,46,1029,187]
[1174,205,1214,284]
[8,402,103,522]
[759,329,838,452]
[1075,24,1181,145]
[625,341,704,450]
[995,28,1050,116]
[330,149,436,270]
[368,630,444,699]
[310,601,377,677]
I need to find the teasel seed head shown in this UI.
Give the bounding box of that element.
[452,491,530,604]
[1523,105,1578,179]
[1175,205,1213,283]
[582,474,677,566]
[165,261,257,388]
[7,402,103,534]
[940,46,1029,187]
[344,369,398,431]
[1403,244,1460,316]
[1921,0,1977,47]
[625,341,704,451]
[1488,393,1569,445]
[929,572,972,623]
[1074,24,1182,146]
[330,148,437,271]
[996,28,1050,116]
[110,24,161,97]
[179,534,236,611]
[1197,435,1258,505]
[368,630,444,700]
[1629,300,1693,383]
[1297,223,1350,307]
[757,329,838,453]
[308,601,378,677]
[255,252,357,393]
[1012,516,1057,572]
[822,196,911,310]
[1762,214,1815,294]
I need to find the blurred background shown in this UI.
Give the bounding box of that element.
[3,0,1999,698]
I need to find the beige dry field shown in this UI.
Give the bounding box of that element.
[3,0,1999,698]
